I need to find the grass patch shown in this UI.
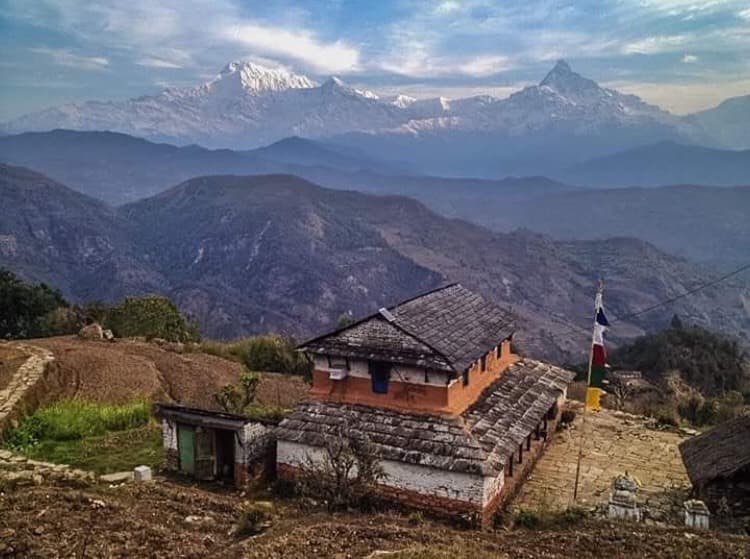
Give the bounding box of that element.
[4,399,159,473]
[6,399,150,447]
[21,423,164,474]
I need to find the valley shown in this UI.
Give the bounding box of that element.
[2,164,748,362]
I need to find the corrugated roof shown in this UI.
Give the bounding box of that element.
[300,284,515,373]
[679,414,750,487]
[275,359,574,475]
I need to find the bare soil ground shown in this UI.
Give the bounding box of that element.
[513,402,691,519]
[1,479,747,559]
[25,337,309,410]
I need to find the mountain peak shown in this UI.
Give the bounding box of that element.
[539,59,599,95]
[321,76,379,99]
[211,61,316,95]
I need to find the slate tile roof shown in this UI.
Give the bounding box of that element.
[276,358,575,475]
[300,284,515,373]
[679,414,750,487]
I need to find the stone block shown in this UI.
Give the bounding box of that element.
[100,471,134,483]
[133,465,152,481]
[684,499,710,530]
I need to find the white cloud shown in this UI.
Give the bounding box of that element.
[221,23,360,74]
[604,78,750,113]
[621,34,690,54]
[739,8,750,20]
[434,1,462,15]
[458,55,513,76]
[137,57,183,69]
[30,47,109,70]
[682,54,698,63]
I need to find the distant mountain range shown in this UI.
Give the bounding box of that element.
[3,60,748,177]
[561,141,750,187]
[2,164,749,361]
[1,129,748,265]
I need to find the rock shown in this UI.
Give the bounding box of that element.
[103,329,115,341]
[184,515,213,525]
[78,323,104,340]
[99,471,134,484]
[133,465,152,482]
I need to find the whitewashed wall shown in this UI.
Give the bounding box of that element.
[235,422,273,465]
[278,440,500,506]
[313,356,451,386]
[162,418,177,450]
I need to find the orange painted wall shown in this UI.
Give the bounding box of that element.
[309,337,518,416]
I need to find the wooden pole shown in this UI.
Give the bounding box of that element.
[573,280,603,502]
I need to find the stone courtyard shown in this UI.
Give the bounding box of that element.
[512,402,692,519]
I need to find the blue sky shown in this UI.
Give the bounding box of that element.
[1,0,749,119]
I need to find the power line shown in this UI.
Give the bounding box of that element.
[511,261,750,340]
[611,261,750,324]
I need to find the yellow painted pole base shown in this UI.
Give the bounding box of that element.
[585,387,604,410]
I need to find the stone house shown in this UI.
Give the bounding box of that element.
[155,403,275,486]
[275,284,575,526]
[679,414,750,518]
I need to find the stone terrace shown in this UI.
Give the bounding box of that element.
[512,402,692,518]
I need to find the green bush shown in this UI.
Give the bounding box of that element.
[5,399,151,448]
[0,268,74,339]
[105,295,199,342]
[514,509,540,528]
[202,335,311,376]
[610,325,750,397]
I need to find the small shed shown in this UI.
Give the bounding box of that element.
[154,403,276,486]
[679,415,750,517]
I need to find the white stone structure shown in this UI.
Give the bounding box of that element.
[683,499,710,529]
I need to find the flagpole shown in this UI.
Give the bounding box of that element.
[573,279,603,502]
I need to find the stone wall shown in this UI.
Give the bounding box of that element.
[0,342,55,438]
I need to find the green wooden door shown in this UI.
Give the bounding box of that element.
[178,424,195,475]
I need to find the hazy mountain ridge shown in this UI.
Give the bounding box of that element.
[2,164,748,361]
[562,141,750,187]
[2,130,748,265]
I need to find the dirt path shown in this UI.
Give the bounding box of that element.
[0,342,54,427]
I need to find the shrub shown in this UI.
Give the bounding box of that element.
[215,369,261,414]
[407,511,424,525]
[105,295,199,342]
[235,501,273,537]
[609,325,750,398]
[0,268,73,339]
[297,427,385,512]
[514,509,540,528]
[201,335,311,376]
[560,409,576,426]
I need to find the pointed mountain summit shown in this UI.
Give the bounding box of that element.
[539,59,600,96]
[209,61,317,96]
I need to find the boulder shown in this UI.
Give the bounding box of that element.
[78,323,104,340]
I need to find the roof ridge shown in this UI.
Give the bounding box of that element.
[296,282,459,357]
[386,282,460,310]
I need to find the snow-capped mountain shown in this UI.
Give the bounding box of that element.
[2,59,739,160]
[3,61,401,148]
